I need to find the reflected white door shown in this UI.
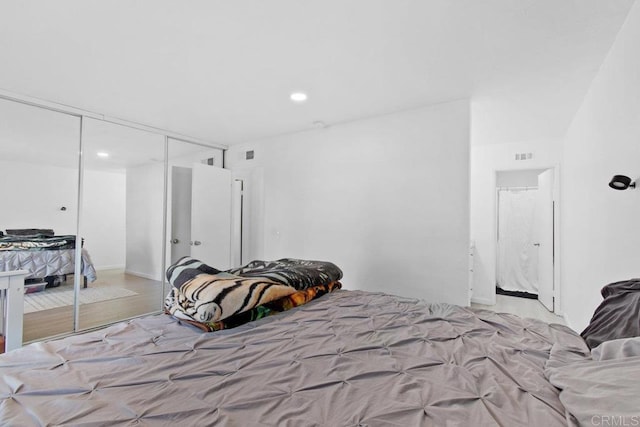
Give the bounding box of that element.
[190,163,232,269]
[534,169,554,311]
[170,166,192,264]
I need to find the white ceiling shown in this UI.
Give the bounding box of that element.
[0,0,635,146]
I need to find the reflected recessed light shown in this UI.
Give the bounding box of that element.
[97,152,109,158]
[290,92,308,103]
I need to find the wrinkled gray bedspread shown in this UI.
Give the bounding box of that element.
[0,290,577,426]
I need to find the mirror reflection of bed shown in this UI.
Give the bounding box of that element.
[0,98,228,344]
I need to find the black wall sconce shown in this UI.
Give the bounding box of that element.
[609,175,636,190]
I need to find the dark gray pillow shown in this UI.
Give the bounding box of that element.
[581,279,640,349]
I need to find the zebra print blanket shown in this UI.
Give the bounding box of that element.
[164,257,342,324]
[172,281,342,332]
[226,258,343,289]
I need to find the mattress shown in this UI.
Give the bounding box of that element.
[0,290,582,426]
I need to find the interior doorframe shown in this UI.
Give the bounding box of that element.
[492,164,562,315]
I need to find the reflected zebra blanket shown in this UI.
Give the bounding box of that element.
[164,257,343,324]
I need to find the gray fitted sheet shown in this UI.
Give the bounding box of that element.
[0,290,578,426]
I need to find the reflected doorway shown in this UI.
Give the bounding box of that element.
[169,164,233,270]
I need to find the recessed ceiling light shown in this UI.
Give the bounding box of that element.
[290,92,308,103]
[97,152,109,158]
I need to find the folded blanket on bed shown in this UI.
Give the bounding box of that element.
[166,257,222,288]
[226,258,343,288]
[172,281,341,332]
[165,257,343,324]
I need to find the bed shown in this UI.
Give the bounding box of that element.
[0,230,97,289]
[0,259,637,426]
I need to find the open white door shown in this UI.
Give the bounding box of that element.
[534,169,554,311]
[191,163,232,269]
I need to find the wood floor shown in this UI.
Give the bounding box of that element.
[23,269,165,343]
[471,294,567,327]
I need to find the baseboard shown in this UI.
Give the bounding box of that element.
[95,264,126,271]
[471,296,494,306]
[124,269,161,282]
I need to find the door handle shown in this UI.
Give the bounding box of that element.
[193,240,202,246]
[171,239,179,244]
[533,243,540,246]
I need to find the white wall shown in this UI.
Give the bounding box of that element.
[469,139,562,305]
[227,100,471,306]
[0,160,126,270]
[0,160,78,234]
[561,2,640,331]
[496,169,547,188]
[82,169,126,269]
[126,163,164,281]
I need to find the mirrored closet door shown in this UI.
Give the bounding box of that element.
[0,95,229,346]
[77,119,166,331]
[0,97,81,343]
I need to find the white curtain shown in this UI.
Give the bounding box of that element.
[497,189,538,293]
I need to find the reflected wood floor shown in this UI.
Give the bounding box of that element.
[471,294,568,327]
[23,269,165,344]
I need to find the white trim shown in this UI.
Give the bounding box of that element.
[161,136,169,300]
[94,264,126,271]
[73,115,85,332]
[0,88,227,150]
[124,269,161,281]
[552,165,562,317]
[471,296,495,306]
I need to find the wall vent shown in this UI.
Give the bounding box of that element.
[515,152,533,160]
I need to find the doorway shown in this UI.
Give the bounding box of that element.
[168,148,243,272]
[495,168,557,312]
